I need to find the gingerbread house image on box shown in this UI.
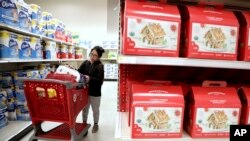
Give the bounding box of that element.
[207,111,228,129]
[204,28,226,49]
[140,23,166,45]
[147,110,170,129]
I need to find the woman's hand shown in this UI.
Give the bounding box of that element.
[84,75,90,82]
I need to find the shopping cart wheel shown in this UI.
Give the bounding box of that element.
[83,131,88,137]
[32,139,38,141]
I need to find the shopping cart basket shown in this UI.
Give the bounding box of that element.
[24,73,90,141]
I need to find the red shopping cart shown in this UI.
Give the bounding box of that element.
[24,73,90,141]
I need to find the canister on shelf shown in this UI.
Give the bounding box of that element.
[44,41,56,59]
[56,44,61,59]
[68,45,75,59]
[60,44,68,59]
[0,30,19,60]
[75,47,83,59]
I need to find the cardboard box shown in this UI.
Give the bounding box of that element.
[238,87,250,125]
[180,6,239,60]
[235,12,250,61]
[122,0,181,57]
[131,83,184,138]
[185,81,241,138]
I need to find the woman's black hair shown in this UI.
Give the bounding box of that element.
[91,46,105,58]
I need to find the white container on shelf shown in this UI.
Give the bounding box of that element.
[60,44,68,59]
[68,45,75,59]
[44,41,56,59]
[16,0,31,31]
[0,30,19,60]
[30,37,42,59]
[19,35,32,60]
[0,0,19,27]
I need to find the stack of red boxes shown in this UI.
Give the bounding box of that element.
[122,0,181,57]
[238,87,250,125]
[185,81,241,138]
[235,12,250,61]
[129,81,184,138]
[179,6,239,60]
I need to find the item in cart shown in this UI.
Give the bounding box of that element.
[238,87,250,125]
[0,30,19,60]
[16,104,30,120]
[60,44,68,59]
[16,0,31,31]
[36,87,45,98]
[179,6,239,60]
[56,65,81,82]
[44,41,57,59]
[131,83,184,138]
[185,81,241,138]
[47,88,57,98]
[30,37,42,59]
[68,45,75,59]
[19,35,32,59]
[235,12,250,61]
[0,114,8,129]
[123,0,181,57]
[0,0,19,27]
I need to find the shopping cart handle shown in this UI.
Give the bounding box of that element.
[76,83,85,89]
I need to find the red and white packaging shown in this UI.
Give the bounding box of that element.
[56,44,61,59]
[122,0,181,57]
[60,44,69,59]
[131,83,184,138]
[68,45,75,59]
[185,81,241,138]
[238,87,250,125]
[235,12,250,61]
[180,6,239,60]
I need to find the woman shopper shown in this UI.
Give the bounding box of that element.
[78,46,105,133]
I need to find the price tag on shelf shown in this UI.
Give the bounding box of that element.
[118,56,136,64]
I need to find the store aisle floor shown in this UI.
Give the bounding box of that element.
[21,81,118,141]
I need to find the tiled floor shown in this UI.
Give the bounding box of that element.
[21,81,118,141]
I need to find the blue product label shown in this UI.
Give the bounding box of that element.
[45,50,51,59]
[19,42,31,59]
[16,105,30,121]
[7,99,15,111]
[19,10,29,30]
[15,90,25,104]
[0,0,18,26]
[6,88,14,99]
[0,39,18,59]
[31,42,42,59]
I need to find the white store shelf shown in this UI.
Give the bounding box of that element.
[0,60,8,63]
[0,23,73,46]
[3,59,85,63]
[0,121,31,141]
[118,55,250,70]
[115,112,229,141]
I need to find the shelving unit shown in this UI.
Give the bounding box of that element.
[0,121,32,141]
[0,23,74,46]
[118,55,250,70]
